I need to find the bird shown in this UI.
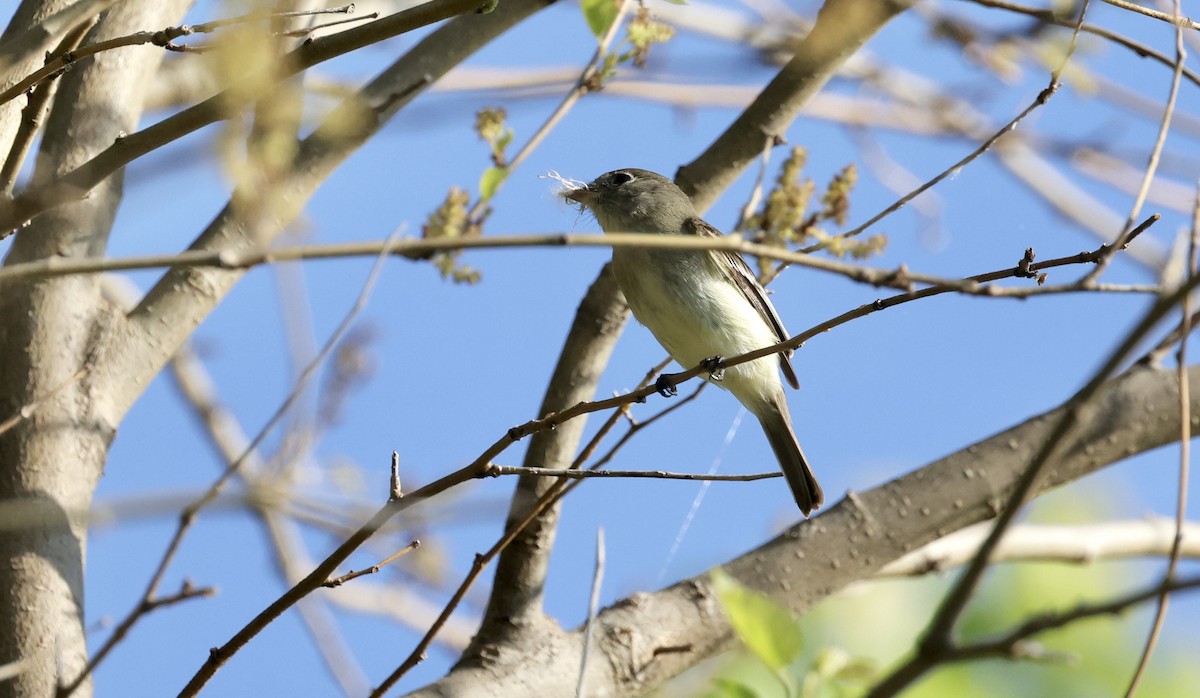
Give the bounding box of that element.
[563,168,823,514]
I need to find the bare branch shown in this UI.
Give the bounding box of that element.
[962,0,1200,88]
[1082,0,1187,284]
[0,227,1155,293]
[817,80,1058,251]
[878,520,1200,576]
[323,541,421,588]
[0,18,92,193]
[484,464,782,482]
[577,529,606,698]
[376,368,694,692]
[920,575,1200,667]
[57,581,215,698]
[1101,0,1200,30]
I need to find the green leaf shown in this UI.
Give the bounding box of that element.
[580,0,618,41]
[709,677,760,698]
[495,130,513,157]
[810,646,876,684]
[711,569,804,672]
[479,166,508,202]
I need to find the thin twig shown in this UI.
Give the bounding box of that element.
[389,451,403,500]
[1125,148,1198,696]
[946,575,1200,665]
[255,509,371,696]
[1083,0,1186,284]
[0,227,1158,295]
[274,12,379,39]
[485,464,780,481]
[812,80,1058,251]
[0,5,361,107]
[191,3,357,33]
[323,540,421,588]
[57,581,215,697]
[1137,306,1200,366]
[960,0,1200,88]
[0,365,88,437]
[576,528,606,698]
[0,321,118,436]
[1101,0,1200,30]
[0,20,93,193]
[733,134,779,234]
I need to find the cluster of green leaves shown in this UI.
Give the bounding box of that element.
[708,569,876,698]
[580,0,676,88]
[418,108,516,283]
[475,107,514,166]
[625,6,677,68]
[745,148,883,279]
[421,186,481,284]
[474,107,513,204]
[476,107,512,202]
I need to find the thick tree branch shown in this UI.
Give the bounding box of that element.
[463,266,627,653]
[0,4,190,697]
[0,0,115,160]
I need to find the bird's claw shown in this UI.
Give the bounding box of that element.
[701,356,725,381]
[655,374,678,398]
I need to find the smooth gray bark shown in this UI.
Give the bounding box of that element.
[0,3,190,696]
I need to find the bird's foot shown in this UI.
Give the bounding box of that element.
[701,356,725,381]
[655,374,678,398]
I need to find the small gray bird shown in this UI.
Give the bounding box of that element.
[564,168,823,514]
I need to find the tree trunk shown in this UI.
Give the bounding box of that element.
[0,3,189,695]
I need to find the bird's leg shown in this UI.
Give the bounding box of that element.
[701,356,725,381]
[655,374,678,398]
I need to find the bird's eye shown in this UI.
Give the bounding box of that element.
[608,171,634,186]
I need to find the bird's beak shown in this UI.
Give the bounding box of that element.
[563,184,596,205]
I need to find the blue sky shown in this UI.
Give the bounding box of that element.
[5,0,1198,695]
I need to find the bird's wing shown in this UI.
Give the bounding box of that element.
[684,217,800,390]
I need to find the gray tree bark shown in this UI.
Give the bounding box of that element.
[0,3,189,696]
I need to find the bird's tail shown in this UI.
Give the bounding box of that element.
[755,398,823,516]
